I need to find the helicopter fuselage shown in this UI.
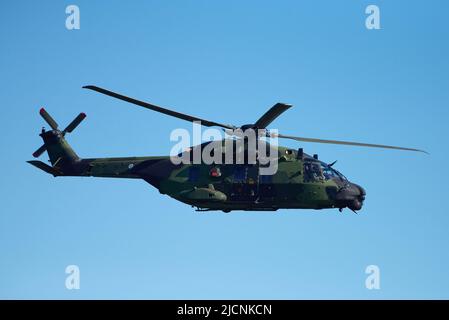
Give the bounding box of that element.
[29,130,365,213]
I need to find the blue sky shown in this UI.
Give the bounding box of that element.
[1,0,448,299]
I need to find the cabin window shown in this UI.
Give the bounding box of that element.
[233,166,246,182]
[259,174,273,184]
[188,166,199,182]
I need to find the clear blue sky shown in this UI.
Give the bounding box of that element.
[1,0,448,299]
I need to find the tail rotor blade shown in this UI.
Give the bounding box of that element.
[32,144,46,158]
[63,112,86,134]
[39,108,58,130]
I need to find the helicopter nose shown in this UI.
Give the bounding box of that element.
[336,183,366,211]
[352,183,366,198]
[348,183,366,211]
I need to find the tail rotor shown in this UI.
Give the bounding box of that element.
[32,108,86,158]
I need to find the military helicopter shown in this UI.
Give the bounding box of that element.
[28,86,427,213]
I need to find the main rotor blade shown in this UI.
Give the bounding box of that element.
[254,103,292,128]
[39,108,58,130]
[63,112,86,134]
[83,85,235,129]
[273,133,428,154]
[32,144,46,158]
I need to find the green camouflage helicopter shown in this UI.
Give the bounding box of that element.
[28,86,426,213]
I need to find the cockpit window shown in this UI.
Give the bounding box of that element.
[304,160,347,182]
[335,169,347,181]
[304,161,324,182]
[321,162,347,181]
[321,164,338,180]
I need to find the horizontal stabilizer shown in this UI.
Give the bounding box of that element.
[27,160,62,176]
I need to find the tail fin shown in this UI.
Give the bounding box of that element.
[29,108,86,173]
[39,129,80,165]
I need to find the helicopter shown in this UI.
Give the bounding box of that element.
[28,85,427,213]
